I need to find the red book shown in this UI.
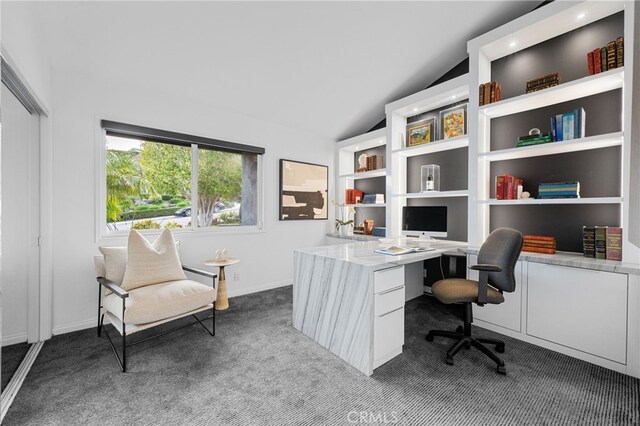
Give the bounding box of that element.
[524,235,556,242]
[587,51,594,75]
[505,175,516,200]
[606,227,622,261]
[593,48,602,73]
[490,82,496,103]
[522,246,556,254]
[496,175,505,200]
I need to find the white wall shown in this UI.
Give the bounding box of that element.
[50,68,335,334]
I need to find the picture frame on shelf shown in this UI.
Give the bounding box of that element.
[439,103,467,139]
[279,159,328,221]
[406,117,436,147]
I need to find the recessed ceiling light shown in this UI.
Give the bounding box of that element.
[380,140,384,144]
[509,41,517,48]
[355,146,359,150]
[451,95,456,99]
[413,107,418,112]
[577,13,585,20]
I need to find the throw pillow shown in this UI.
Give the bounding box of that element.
[121,229,187,291]
[98,246,127,285]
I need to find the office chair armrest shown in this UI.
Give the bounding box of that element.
[97,277,129,299]
[469,264,502,272]
[469,264,500,305]
[182,265,218,288]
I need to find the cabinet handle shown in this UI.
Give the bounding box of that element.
[376,285,404,296]
[377,306,403,318]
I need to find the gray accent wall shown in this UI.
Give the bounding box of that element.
[492,12,624,99]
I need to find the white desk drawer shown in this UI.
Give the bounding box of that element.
[374,307,404,360]
[374,266,404,294]
[375,286,405,316]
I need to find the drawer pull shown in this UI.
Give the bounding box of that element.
[378,306,403,318]
[377,285,404,296]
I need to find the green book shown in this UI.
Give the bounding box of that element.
[595,226,608,259]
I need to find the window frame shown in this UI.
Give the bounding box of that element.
[96,124,264,240]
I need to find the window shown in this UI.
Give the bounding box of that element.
[102,121,263,234]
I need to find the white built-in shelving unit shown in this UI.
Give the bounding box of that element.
[385,74,470,238]
[335,128,387,231]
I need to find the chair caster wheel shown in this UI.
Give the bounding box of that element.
[446,356,454,365]
[426,334,434,342]
[456,326,463,334]
[497,365,506,375]
[496,344,505,353]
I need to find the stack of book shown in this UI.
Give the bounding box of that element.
[362,194,385,204]
[516,133,553,148]
[344,189,363,204]
[587,37,624,75]
[550,108,585,141]
[479,81,502,106]
[537,181,580,199]
[523,235,556,254]
[526,72,560,93]
[582,226,622,260]
[495,175,523,200]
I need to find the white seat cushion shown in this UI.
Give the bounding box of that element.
[103,280,216,325]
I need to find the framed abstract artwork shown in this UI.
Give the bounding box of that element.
[279,159,328,220]
[439,103,467,140]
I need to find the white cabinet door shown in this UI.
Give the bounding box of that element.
[468,255,522,332]
[527,263,627,364]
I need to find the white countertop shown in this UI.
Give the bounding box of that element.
[296,239,467,269]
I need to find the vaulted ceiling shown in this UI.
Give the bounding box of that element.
[20,1,541,140]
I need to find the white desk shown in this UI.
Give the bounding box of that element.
[292,239,466,375]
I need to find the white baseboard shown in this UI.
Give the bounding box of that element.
[52,318,96,336]
[1,333,28,347]
[51,280,292,336]
[227,279,292,298]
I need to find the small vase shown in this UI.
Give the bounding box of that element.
[339,225,352,237]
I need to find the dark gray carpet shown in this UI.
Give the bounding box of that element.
[4,286,639,425]
[2,342,31,392]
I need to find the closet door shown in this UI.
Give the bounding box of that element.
[1,83,40,391]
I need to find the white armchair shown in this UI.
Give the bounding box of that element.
[94,229,217,372]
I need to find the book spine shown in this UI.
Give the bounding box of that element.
[506,175,514,200]
[496,83,501,102]
[556,114,564,141]
[479,84,485,106]
[496,175,505,200]
[523,235,556,242]
[587,51,594,75]
[484,82,491,105]
[616,37,624,68]
[606,227,622,261]
[582,226,596,258]
[490,81,496,103]
[600,47,607,72]
[607,40,617,70]
[550,116,557,141]
[522,246,556,254]
[593,48,602,73]
[562,113,574,140]
[595,226,607,259]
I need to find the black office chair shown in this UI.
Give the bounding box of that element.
[426,227,523,374]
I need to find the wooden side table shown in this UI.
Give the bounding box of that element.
[203,258,240,310]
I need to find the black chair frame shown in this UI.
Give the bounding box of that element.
[427,264,508,374]
[97,265,217,372]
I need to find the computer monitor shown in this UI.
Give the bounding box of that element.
[401,206,447,238]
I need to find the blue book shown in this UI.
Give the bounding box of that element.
[555,114,564,141]
[562,113,575,140]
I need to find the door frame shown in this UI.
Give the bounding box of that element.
[1,47,53,343]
